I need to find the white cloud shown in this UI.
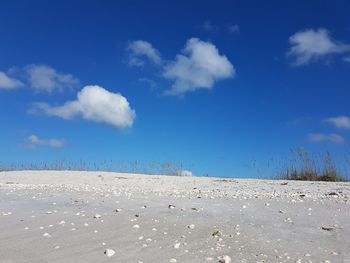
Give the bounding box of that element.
[26,64,79,92]
[287,28,350,65]
[127,40,162,67]
[31,85,136,129]
[325,116,350,130]
[163,38,235,96]
[27,135,65,149]
[127,38,234,96]
[0,71,23,89]
[308,133,345,144]
[228,24,240,34]
[344,56,350,63]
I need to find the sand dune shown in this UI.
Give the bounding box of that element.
[0,171,349,263]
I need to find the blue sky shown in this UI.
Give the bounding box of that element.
[1,0,350,177]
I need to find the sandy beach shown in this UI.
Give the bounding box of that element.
[0,171,349,263]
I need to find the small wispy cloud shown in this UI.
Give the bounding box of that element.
[202,21,219,32]
[324,116,350,130]
[201,21,240,34]
[30,85,136,129]
[287,28,350,65]
[26,135,66,149]
[344,56,350,63]
[228,24,240,34]
[138,78,157,90]
[163,38,235,96]
[286,117,312,127]
[25,64,79,93]
[127,40,162,67]
[308,133,345,144]
[0,71,23,89]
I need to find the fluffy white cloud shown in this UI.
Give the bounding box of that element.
[308,133,344,144]
[163,38,234,96]
[127,40,162,67]
[27,135,65,149]
[288,28,350,65]
[32,85,136,129]
[26,64,79,92]
[127,38,234,96]
[325,116,350,130]
[0,71,23,89]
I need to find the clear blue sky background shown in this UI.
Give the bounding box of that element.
[1,0,350,177]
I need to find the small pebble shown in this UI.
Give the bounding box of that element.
[43,233,51,238]
[104,249,115,257]
[218,255,231,263]
[188,224,195,229]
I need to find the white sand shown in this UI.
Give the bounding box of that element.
[0,170,349,263]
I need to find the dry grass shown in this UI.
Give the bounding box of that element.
[279,149,348,182]
[0,160,188,176]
